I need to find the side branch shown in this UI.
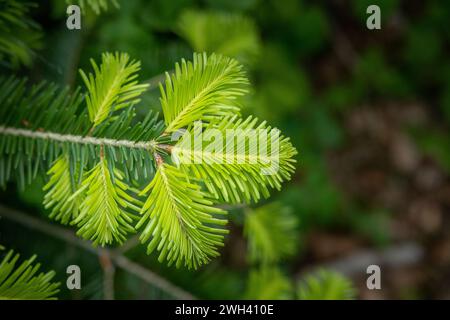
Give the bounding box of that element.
[0,204,196,300]
[0,126,157,151]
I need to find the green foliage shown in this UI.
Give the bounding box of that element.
[177,10,260,64]
[0,51,297,268]
[244,238,355,300]
[297,270,356,300]
[72,157,141,245]
[0,53,160,247]
[69,0,191,82]
[353,49,411,99]
[0,77,87,189]
[245,267,292,299]
[414,128,450,174]
[43,156,83,225]
[404,25,443,75]
[351,0,400,22]
[257,1,330,57]
[248,44,311,120]
[0,249,60,300]
[442,75,450,124]
[244,203,299,264]
[0,0,42,67]
[245,267,356,300]
[2,0,449,300]
[284,157,341,228]
[136,0,193,31]
[348,210,390,246]
[194,267,243,299]
[137,163,228,269]
[0,74,162,191]
[79,52,149,127]
[173,115,297,204]
[67,0,119,14]
[160,52,248,132]
[288,5,330,57]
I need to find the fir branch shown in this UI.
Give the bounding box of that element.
[0,126,157,150]
[0,49,299,269]
[0,0,42,67]
[160,52,248,132]
[0,250,60,300]
[0,75,162,189]
[297,270,356,300]
[244,203,299,264]
[43,156,84,225]
[137,163,228,269]
[172,115,298,203]
[79,52,149,127]
[177,10,260,64]
[67,0,119,15]
[0,204,196,299]
[72,157,141,246]
[245,267,292,300]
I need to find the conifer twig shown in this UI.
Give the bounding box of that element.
[0,204,196,300]
[99,249,115,300]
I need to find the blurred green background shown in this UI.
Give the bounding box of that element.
[1,0,450,299]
